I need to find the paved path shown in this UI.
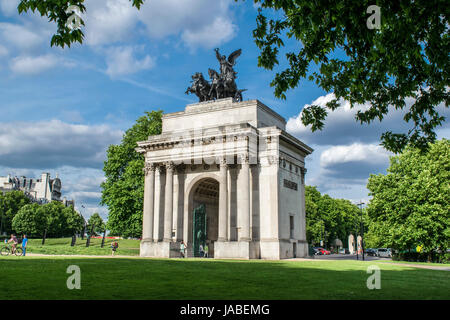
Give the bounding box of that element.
[26,253,138,259]
[23,253,450,271]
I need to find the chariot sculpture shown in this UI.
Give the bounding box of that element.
[186,48,246,102]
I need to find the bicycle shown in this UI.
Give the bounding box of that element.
[0,244,23,256]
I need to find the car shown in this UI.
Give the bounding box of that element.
[312,247,323,255]
[366,248,378,256]
[315,247,331,255]
[377,248,392,258]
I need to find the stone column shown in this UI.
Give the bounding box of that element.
[163,162,174,241]
[239,155,251,241]
[172,170,179,241]
[142,163,155,240]
[153,165,162,241]
[218,158,228,241]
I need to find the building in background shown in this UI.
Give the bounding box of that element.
[0,172,74,207]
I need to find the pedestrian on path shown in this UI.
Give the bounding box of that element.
[21,234,28,256]
[180,241,186,258]
[111,241,119,256]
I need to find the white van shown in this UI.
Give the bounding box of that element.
[377,248,392,258]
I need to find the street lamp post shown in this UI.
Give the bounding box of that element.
[101,228,106,248]
[80,205,87,240]
[357,201,365,261]
[0,211,3,236]
[354,218,359,260]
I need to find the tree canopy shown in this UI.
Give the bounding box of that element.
[0,191,31,235]
[87,212,105,236]
[250,0,449,153]
[101,110,162,238]
[366,139,449,260]
[17,0,144,47]
[10,201,84,238]
[12,203,47,237]
[305,186,363,249]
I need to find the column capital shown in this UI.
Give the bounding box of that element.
[300,167,307,184]
[239,154,249,165]
[143,163,156,176]
[165,161,175,171]
[219,157,228,167]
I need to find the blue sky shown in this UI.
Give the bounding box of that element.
[0,0,448,220]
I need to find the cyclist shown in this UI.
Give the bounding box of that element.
[7,234,18,254]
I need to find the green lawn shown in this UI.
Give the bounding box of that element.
[24,238,140,256]
[0,256,448,300]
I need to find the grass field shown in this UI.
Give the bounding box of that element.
[23,238,140,256]
[0,256,448,300]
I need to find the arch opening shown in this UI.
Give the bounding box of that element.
[189,178,219,257]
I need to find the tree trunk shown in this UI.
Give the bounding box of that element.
[42,229,47,245]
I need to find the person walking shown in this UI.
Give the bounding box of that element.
[21,234,28,256]
[111,241,119,256]
[199,244,204,257]
[180,241,186,258]
[204,243,209,258]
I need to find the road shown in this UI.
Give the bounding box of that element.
[313,253,392,261]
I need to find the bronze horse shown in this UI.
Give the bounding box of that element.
[185,72,211,102]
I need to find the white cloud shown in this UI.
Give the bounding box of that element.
[9,54,76,75]
[182,16,237,50]
[0,0,20,16]
[320,143,392,168]
[0,22,44,51]
[286,93,450,146]
[0,120,123,169]
[83,0,237,49]
[84,0,139,46]
[105,46,154,77]
[10,54,55,74]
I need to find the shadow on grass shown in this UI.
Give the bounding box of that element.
[0,257,448,300]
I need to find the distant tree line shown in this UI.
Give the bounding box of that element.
[0,191,105,239]
[305,186,364,249]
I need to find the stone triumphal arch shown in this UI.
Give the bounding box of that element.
[137,98,313,259]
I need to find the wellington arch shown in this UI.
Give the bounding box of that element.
[136,98,313,259]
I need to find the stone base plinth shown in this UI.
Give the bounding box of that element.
[260,240,281,260]
[214,241,260,259]
[140,240,181,258]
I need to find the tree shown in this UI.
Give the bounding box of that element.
[249,0,449,153]
[17,0,144,47]
[366,139,449,261]
[0,191,31,235]
[42,201,70,238]
[305,186,361,248]
[12,203,47,237]
[87,213,105,236]
[64,206,84,236]
[101,110,163,238]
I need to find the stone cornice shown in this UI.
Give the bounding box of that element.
[136,125,258,153]
[163,99,287,126]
